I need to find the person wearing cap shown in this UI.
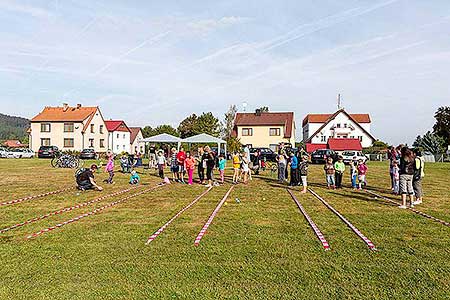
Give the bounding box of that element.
[76,164,103,191]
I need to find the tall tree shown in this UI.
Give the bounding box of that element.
[433,106,450,146]
[222,105,237,140]
[413,131,446,154]
[152,124,179,137]
[178,114,198,138]
[141,126,154,138]
[196,112,221,137]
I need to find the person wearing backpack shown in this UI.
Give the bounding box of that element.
[398,147,415,209]
[413,149,425,205]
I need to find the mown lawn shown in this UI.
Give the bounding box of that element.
[0,158,449,299]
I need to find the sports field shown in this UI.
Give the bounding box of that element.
[0,159,449,299]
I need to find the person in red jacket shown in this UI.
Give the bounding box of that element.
[176,147,187,183]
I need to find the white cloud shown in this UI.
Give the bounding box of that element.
[0,0,52,18]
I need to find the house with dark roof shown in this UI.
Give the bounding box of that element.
[129,127,144,154]
[105,120,131,154]
[232,110,295,150]
[302,109,375,148]
[29,103,108,152]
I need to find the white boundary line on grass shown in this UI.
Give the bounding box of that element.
[0,187,75,207]
[145,186,213,245]
[26,184,165,239]
[287,189,330,250]
[366,189,450,227]
[0,185,141,234]
[308,188,377,251]
[194,185,234,246]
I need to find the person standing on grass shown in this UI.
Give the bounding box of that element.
[243,145,252,181]
[357,159,368,190]
[156,150,166,179]
[289,152,298,186]
[334,156,345,189]
[76,164,103,191]
[299,155,309,193]
[399,147,415,208]
[324,157,335,189]
[184,151,196,185]
[241,151,250,184]
[196,147,205,184]
[232,152,241,184]
[350,156,358,189]
[218,154,226,184]
[413,149,425,205]
[104,152,115,184]
[204,146,216,187]
[170,147,179,182]
[392,160,400,194]
[177,147,187,183]
[277,151,287,183]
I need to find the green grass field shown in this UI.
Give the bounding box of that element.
[0,159,449,299]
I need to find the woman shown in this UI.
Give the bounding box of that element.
[398,147,415,208]
[277,152,287,183]
[204,146,216,187]
[413,149,425,205]
[196,147,205,184]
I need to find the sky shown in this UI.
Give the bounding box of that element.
[0,0,449,145]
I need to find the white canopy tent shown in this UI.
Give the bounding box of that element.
[182,133,227,156]
[140,133,182,149]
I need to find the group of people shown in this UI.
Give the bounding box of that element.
[274,143,309,193]
[388,145,425,208]
[324,156,368,190]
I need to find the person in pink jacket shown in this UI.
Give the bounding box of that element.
[105,152,115,184]
[184,151,196,185]
[357,159,368,190]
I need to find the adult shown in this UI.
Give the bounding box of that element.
[278,142,289,179]
[197,147,205,184]
[204,146,216,187]
[148,144,156,169]
[413,149,425,205]
[177,146,186,183]
[277,151,287,183]
[76,164,103,191]
[243,145,252,180]
[252,149,262,175]
[398,147,415,208]
[289,152,298,186]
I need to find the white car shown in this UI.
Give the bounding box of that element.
[341,150,367,164]
[12,148,35,158]
[0,147,8,158]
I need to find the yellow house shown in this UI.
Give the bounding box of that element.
[232,111,296,150]
[29,104,108,153]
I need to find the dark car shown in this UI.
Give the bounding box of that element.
[250,147,278,162]
[311,149,338,164]
[38,146,59,158]
[79,148,98,160]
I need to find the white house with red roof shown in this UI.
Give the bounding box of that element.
[302,109,375,148]
[104,120,131,154]
[129,127,144,155]
[29,103,108,152]
[232,110,295,150]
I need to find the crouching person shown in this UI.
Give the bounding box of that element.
[129,170,140,185]
[76,164,103,191]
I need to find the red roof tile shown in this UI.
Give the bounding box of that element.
[328,138,362,151]
[104,120,130,132]
[233,112,295,138]
[31,106,97,122]
[129,127,142,143]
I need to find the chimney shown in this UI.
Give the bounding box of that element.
[76,103,82,109]
[255,109,262,116]
[63,103,69,112]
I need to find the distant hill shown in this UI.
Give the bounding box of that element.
[0,113,30,141]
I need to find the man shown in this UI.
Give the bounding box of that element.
[289,152,298,186]
[76,164,103,191]
[176,147,187,183]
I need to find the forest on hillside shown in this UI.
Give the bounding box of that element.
[0,113,30,141]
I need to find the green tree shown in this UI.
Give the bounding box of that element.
[178,114,199,138]
[413,131,446,154]
[195,112,222,137]
[227,136,242,153]
[433,106,450,146]
[222,105,237,140]
[153,125,179,137]
[141,126,154,138]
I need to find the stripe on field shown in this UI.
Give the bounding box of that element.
[26,184,165,239]
[0,185,141,234]
[145,186,212,245]
[287,189,330,250]
[0,187,75,207]
[308,188,377,251]
[366,189,450,227]
[194,185,234,246]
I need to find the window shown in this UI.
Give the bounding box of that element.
[116,145,119,150]
[358,136,363,142]
[89,138,94,148]
[123,145,125,150]
[90,124,95,133]
[321,135,326,142]
[336,123,341,128]
[41,138,50,146]
[99,125,104,134]
[40,123,51,132]
[117,133,119,139]
[123,134,126,139]
[344,123,347,128]
[64,138,74,148]
[242,128,253,136]
[269,128,280,136]
[64,123,74,132]
[100,139,105,148]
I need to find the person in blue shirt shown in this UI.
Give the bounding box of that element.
[289,153,298,187]
[129,170,140,185]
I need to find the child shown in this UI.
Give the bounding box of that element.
[350,157,358,189]
[392,160,400,195]
[184,151,196,185]
[334,156,345,189]
[232,152,241,184]
[157,150,166,179]
[324,157,335,189]
[170,148,179,182]
[129,170,140,185]
[357,159,368,190]
[104,152,114,184]
[241,152,250,184]
[218,154,226,184]
[299,155,309,193]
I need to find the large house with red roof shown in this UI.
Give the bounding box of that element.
[104,120,131,154]
[29,104,108,153]
[302,109,375,149]
[233,110,295,150]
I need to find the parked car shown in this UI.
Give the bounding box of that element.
[38,146,59,158]
[250,147,278,162]
[0,147,8,158]
[11,148,35,158]
[79,148,98,160]
[341,150,367,164]
[311,149,338,164]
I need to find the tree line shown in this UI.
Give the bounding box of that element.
[413,106,450,154]
[0,113,30,141]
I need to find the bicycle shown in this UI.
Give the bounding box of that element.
[51,153,82,169]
